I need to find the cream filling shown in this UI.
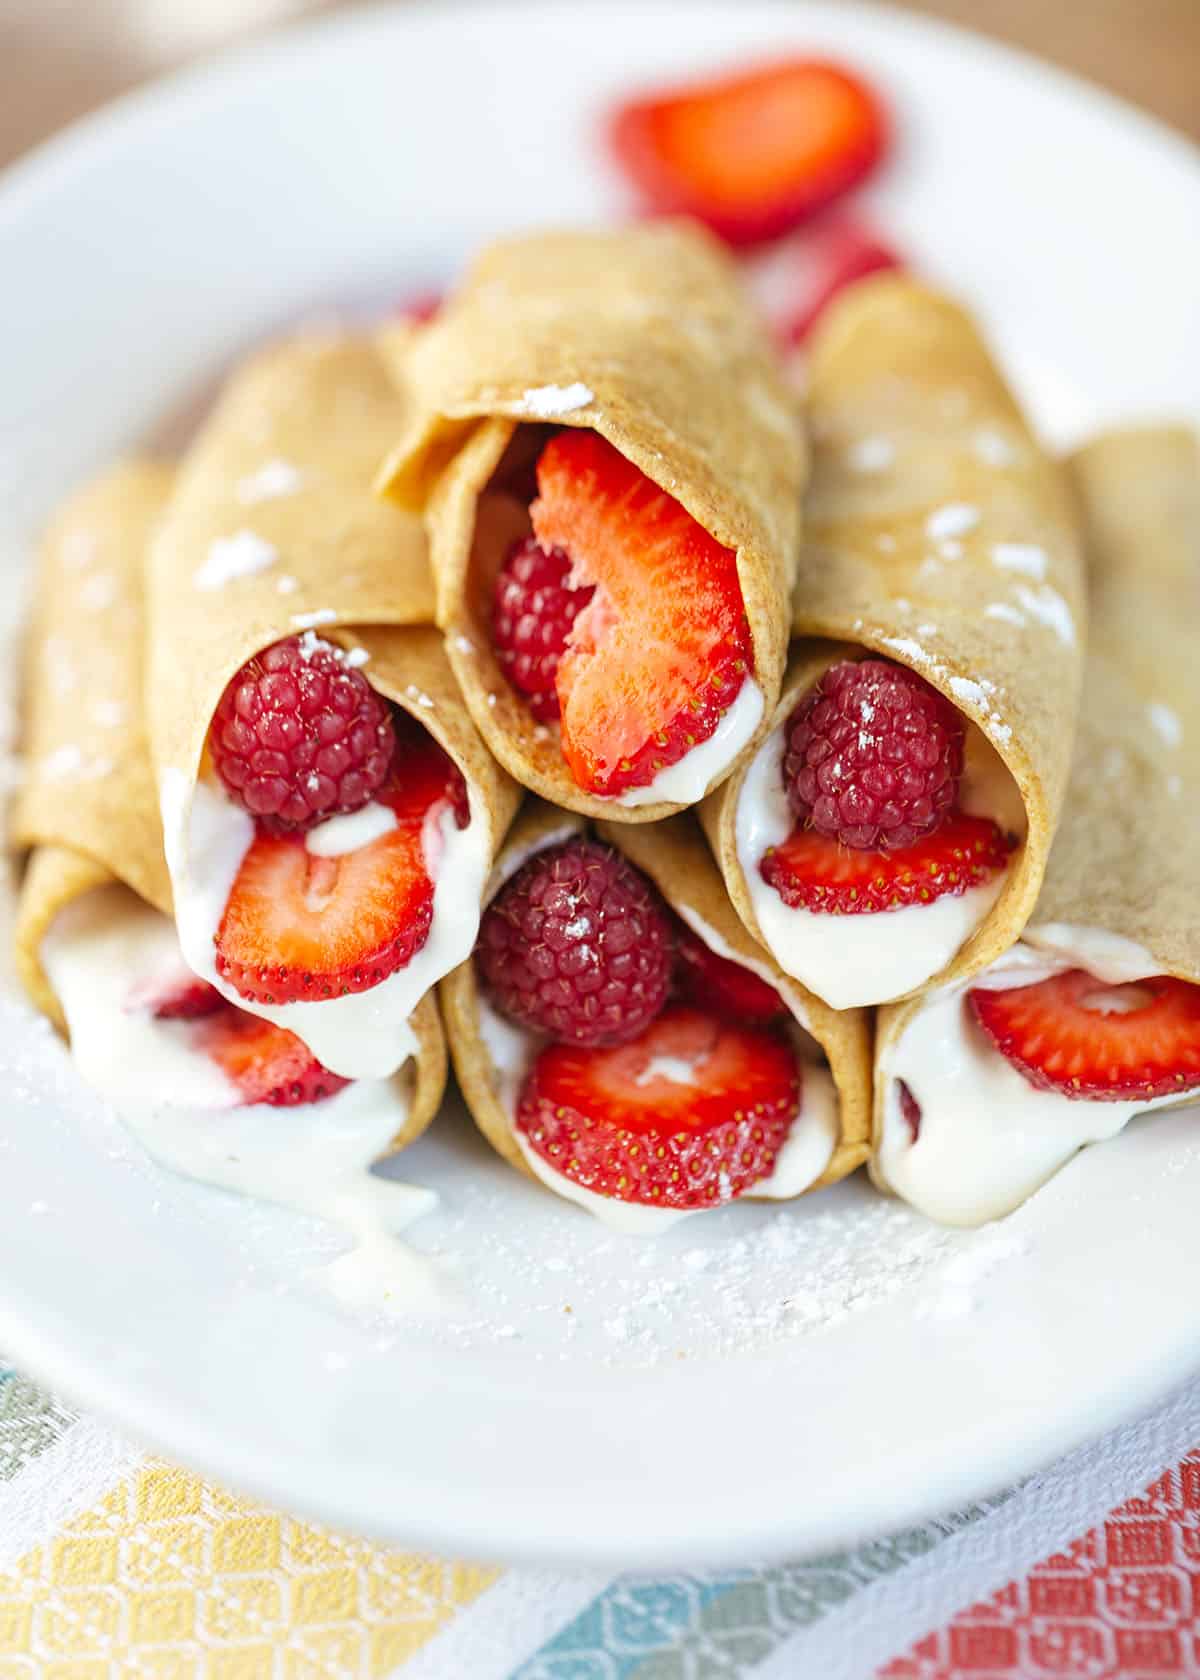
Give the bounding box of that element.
[736,717,1026,1009]
[876,928,1188,1227]
[614,678,765,808]
[161,767,490,1081]
[42,885,435,1258]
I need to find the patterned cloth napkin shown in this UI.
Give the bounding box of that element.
[2,1361,1199,1677]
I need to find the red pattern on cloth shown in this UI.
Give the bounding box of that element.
[880,1449,1200,1678]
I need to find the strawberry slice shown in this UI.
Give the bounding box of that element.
[516,1004,800,1209]
[198,1009,350,1107]
[531,430,752,798]
[673,921,786,1025]
[394,291,442,324]
[758,219,903,346]
[761,810,1013,914]
[610,59,888,248]
[214,719,463,1006]
[970,970,1200,1103]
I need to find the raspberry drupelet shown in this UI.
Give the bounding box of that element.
[782,658,964,851]
[477,838,674,1047]
[491,537,594,721]
[210,636,395,832]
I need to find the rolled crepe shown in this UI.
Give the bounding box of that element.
[378,223,806,821]
[441,800,872,1226]
[146,333,519,1079]
[873,427,1200,1225]
[702,276,1086,1009]
[13,462,445,1206]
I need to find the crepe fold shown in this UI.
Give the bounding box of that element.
[703,275,1086,998]
[145,329,520,897]
[441,800,872,1192]
[13,459,444,1140]
[377,223,806,820]
[870,426,1200,1202]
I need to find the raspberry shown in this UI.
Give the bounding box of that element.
[782,658,964,850]
[210,636,395,832]
[477,838,673,1046]
[491,537,594,721]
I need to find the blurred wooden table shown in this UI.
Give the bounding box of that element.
[2,0,1197,170]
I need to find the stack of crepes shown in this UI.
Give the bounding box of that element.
[13,220,1195,1247]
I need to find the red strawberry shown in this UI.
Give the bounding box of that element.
[214,721,463,1006]
[673,921,785,1025]
[761,220,902,347]
[531,430,752,798]
[199,1009,350,1107]
[760,810,1013,914]
[516,1004,800,1209]
[970,970,1200,1103]
[609,59,888,249]
[395,291,443,323]
[140,973,224,1020]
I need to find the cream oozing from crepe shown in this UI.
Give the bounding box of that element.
[476,488,764,809]
[160,694,491,1081]
[474,839,839,1233]
[41,884,435,1253]
[736,716,1027,1010]
[876,929,1197,1226]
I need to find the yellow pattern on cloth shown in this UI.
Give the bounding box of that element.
[0,1463,497,1677]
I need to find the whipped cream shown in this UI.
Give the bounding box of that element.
[615,678,764,808]
[736,715,1026,1009]
[877,928,1189,1226]
[42,885,435,1257]
[161,751,490,1081]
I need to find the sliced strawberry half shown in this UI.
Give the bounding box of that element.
[214,719,463,1006]
[199,1009,350,1107]
[761,810,1014,915]
[516,1004,800,1209]
[673,921,786,1025]
[610,59,888,248]
[531,430,752,799]
[970,969,1200,1103]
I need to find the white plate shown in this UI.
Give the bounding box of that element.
[1,0,1199,1569]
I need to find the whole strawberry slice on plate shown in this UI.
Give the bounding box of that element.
[760,810,1013,914]
[199,1008,350,1107]
[970,969,1200,1102]
[673,921,786,1025]
[531,429,752,799]
[610,58,888,248]
[516,1004,800,1209]
[214,722,464,1006]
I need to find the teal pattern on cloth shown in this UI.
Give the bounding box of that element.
[508,1497,1010,1679]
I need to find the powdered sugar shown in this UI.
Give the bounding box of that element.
[515,382,594,418]
[291,608,338,629]
[926,503,979,541]
[985,602,1025,627]
[193,530,277,590]
[846,435,894,473]
[992,542,1047,580]
[236,459,305,502]
[1148,702,1183,748]
[1013,583,1075,646]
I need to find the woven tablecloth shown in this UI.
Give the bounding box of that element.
[3,1362,1200,1677]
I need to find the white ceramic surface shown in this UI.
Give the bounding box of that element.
[1,0,1199,1567]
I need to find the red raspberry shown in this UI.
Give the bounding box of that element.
[210,636,395,832]
[782,658,964,850]
[491,537,594,721]
[477,838,673,1046]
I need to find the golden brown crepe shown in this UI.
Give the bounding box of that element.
[872,425,1200,1208]
[441,800,871,1195]
[13,459,444,1138]
[703,276,1086,1002]
[378,223,806,820]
